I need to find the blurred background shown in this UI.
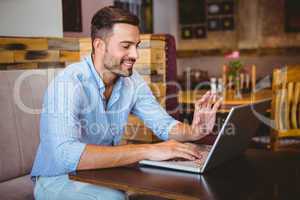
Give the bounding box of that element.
[1,0,300,81]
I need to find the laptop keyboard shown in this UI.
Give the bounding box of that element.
[161,145,211,167]
[167,149,210,167]
[167,159,206,168]
[139,144,212,173]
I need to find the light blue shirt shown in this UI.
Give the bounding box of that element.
[31,55,178,177]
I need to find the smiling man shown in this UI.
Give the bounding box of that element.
[31,6,221,200]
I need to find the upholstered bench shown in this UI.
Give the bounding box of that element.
[0,69,58,200]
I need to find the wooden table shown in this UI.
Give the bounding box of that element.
[69,149,300,200]
[179,89,272,113]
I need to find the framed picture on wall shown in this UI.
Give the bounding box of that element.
[221,17,234,30]
[179,0,206,25]
[221,1,234,15]
[181,27,194,39]
[194,26,207,38]
[114,0,153,33]
[207,2,222,16]
[207,18,221,31]
[62,0,82,32]
[178,0,206,39]
[285,0,300,32]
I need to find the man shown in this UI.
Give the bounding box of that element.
[31,6,222,200]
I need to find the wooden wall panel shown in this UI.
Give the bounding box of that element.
[60,51,80,62]
[14,50,60,63]
[48,38,79,51]
[0,37,91,69]
[0,51,14,63]
[0,38,48,50]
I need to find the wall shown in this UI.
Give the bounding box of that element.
[258,0,300,48]
[153,0,300,50]
[0,0,62,37]
[65,0,176,37]
[0,0,298,81]
[177,0,300,79]
[153,0,178,37]
[238,0,300,49]
[64,0,113,37]
[152,0,238,50]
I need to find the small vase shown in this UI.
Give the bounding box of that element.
[234,74,242,99]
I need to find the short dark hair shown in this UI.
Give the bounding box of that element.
[91,6,139,50]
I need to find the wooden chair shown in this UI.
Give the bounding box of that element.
[270,65,300,151]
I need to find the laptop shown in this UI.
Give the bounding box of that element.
[139,99,271,173]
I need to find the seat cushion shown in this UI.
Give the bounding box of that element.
[0,175,34,200]
[0,69,60,182]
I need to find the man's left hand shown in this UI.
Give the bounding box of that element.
[191,91,223,140]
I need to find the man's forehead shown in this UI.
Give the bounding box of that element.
[111,23,140,42]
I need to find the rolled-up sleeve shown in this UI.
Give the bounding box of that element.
[131,79,179,141]
[39,76,86,174]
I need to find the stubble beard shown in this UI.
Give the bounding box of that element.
[103,54,134,77]
[104,63,133,77]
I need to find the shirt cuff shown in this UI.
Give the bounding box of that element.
[62,142,87,172]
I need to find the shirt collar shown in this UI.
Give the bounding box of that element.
[85,54,105,92]
[114,76,124,93]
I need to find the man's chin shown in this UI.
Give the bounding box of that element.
[122,69,133,77]
[112,69,133,77]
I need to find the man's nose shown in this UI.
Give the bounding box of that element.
[129,47,139,60]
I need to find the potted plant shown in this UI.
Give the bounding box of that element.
[227,60,244,78]
[225,50,244,98]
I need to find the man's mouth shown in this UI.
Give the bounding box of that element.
[121,58,135,69]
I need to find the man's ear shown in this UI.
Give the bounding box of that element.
[93,38,106,54]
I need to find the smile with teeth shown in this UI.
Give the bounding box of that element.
[122,60,135,68]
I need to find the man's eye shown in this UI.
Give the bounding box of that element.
[122,45,130,49]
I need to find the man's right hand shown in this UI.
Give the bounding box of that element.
[145,140,203,161]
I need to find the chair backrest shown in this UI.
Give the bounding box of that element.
[164,34,179,119]
[271,65,300,149]
[0,69,59,182]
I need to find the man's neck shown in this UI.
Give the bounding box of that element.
[101,71,118,88]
